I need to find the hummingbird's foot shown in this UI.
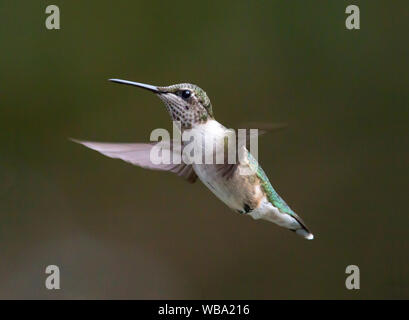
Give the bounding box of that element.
[237,203,253,215]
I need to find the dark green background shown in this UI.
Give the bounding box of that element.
[0,1,408,299]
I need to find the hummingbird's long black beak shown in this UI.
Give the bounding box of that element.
[109,79,161,93]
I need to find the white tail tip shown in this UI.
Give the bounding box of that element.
[296,229,314,240]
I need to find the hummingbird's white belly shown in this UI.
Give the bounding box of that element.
[188,120,264,213]
[193,163,249,211]
[187,120,251,211]
[193,162,299,231]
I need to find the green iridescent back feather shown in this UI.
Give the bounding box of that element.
[247,151,296,217]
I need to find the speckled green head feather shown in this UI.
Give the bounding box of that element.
[157,83,214,129]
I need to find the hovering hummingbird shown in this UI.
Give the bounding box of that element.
[72,79,314,239]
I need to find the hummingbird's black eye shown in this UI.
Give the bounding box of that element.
[181,90,191,99]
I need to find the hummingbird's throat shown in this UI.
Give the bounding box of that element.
[158,94,209,129]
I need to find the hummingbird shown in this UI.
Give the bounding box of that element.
[72,79,314,240]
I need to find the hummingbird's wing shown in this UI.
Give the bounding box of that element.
[236,122,288,139]
[71,139,198,183]
[238,122,288,132]
[215,123,288,178]
[224,122,289,152]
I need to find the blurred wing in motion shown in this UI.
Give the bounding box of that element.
[71,139,198,183]
[212,122,289,180]
[228,122,289,150]
[237,122,288,137]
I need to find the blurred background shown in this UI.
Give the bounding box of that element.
[0,0,408,299]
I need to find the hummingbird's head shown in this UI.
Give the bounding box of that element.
[109,79,214,129]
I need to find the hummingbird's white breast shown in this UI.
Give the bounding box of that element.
[186,120,264,212]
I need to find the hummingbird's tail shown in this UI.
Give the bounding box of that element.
[291,213,314,240]
[261,204,314,240]
[295,228,314,240]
